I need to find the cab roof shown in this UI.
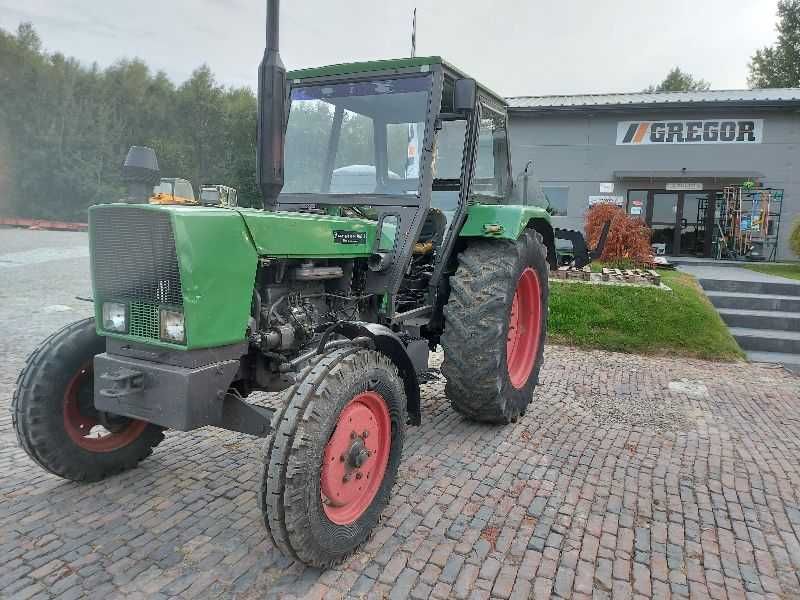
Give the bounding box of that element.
[287,56,506,109]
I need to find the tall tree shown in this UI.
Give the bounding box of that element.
[748,0,800,88]
[0,23,274,219]
[644,67,711,93]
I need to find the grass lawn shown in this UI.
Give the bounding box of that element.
[742,263,800,281]
[548,270,745,361]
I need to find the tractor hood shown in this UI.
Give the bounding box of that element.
[88,203,377,351]
[235,207,377,258]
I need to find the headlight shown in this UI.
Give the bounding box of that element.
[102,302,127,333]
[160,309,185,344]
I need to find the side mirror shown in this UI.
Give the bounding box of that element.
[454,78,476,112]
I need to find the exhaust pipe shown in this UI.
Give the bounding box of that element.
[257,0,286,208]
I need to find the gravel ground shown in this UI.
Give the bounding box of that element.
[2,229,800,599]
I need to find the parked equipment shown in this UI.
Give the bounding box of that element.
[149,177,197,205]
[714,184,784,261]
[12,0,601,568]
[199,184,238,207]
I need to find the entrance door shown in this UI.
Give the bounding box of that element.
[627,190,716,257]
[650,192,679,255]
[678,192,710,256]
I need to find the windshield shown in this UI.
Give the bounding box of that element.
[283,75,432,196]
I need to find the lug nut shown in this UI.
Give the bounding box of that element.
[362,430,369,438]
[342,474,350,483]
[355,472,363,480]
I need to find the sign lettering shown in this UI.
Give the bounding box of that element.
[617,119,763,145]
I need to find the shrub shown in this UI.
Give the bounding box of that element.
[790,217,800,258]
[585,204,653,263]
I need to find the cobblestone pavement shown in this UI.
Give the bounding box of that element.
[2,230,800,599]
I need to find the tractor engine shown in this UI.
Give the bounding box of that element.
[244,258,376,390]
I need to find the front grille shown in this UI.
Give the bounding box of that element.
[129,301,160,339]
[91,206,183,341]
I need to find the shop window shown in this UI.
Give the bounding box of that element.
[627,190,648,219]
[542,187,569,216]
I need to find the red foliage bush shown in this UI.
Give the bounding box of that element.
[584,203,652,263]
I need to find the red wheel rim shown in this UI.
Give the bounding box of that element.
[63,361,148,452]
[320,391,392,525]
[506,267,542,390]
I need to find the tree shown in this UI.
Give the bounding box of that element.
[0,23,270,219]
[748,0,800,88]
[585,204,653,264]
[790,218,800,258]
[645,67,710,93]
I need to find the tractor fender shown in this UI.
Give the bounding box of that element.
[320,321,422,426]
[459,203,551,240]
[458,203,557,268]
[527,218,557,269]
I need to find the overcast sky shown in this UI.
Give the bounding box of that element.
[0,0,781,97]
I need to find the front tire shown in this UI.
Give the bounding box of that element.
[12,318,165,482]
[441,230,549,423]
[260,347,406,568]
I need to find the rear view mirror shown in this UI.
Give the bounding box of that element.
[454,78,476,112]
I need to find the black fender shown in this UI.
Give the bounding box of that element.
[318,322,422,426]
[527,218,557,269]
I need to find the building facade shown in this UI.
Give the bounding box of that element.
[506,89,800,260]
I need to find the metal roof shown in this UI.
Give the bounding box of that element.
[506,89,800,111]
[287,56,508,109]
[287,56,442,80]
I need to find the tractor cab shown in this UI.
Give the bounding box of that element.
[277,58,538,309]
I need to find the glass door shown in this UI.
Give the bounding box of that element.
[650,193,679,254]
[679,193,709,256]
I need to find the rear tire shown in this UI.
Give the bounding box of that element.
[12,318,165,482]
[441,230,548,423]
[260,347,406,568]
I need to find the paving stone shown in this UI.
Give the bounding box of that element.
[2,251,800,600]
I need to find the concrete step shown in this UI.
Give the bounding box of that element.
[699,278,800,296]
[729,327,800,354]
[746,351,800,374]
[718,308,800,332]
[706,291,800,313]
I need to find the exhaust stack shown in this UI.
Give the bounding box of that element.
[257,0,286,208]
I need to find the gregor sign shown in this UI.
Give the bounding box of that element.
[617,119,764,145]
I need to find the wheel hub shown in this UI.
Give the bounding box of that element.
[320,391,391,525]
[346,438,369,469]
[63,361,148,452]
[506,267,542,390]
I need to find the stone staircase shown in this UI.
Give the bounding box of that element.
[701,277,800,373]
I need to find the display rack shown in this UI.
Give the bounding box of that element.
[713,185,784,261]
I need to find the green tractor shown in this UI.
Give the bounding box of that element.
[10,1,584,568]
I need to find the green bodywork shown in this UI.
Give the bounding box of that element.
[238,209,377,257]
[461,204,552,240]
[91,202,549,351]
[91,204,378,351]
[91,50,553,353]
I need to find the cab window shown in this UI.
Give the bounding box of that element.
[471,106,510,201]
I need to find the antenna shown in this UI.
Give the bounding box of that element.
[411,8,417,58]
